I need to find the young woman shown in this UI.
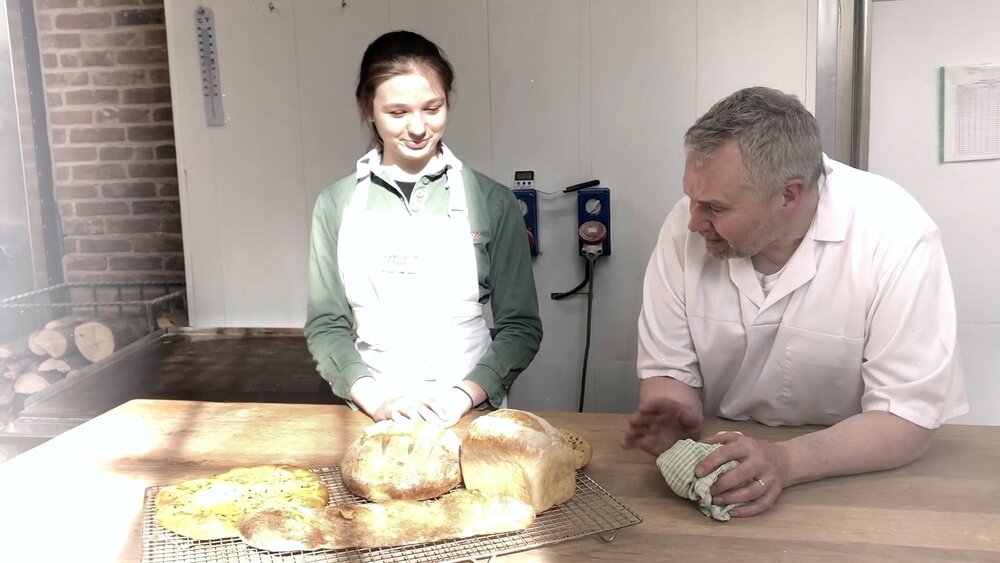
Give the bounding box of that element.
[305,31,542,427]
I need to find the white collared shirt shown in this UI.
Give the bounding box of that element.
[637,156,968,428]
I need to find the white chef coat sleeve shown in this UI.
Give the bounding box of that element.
[636,201,703,388]
[861,228,968,429]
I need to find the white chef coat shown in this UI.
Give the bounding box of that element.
[637,156,968,429]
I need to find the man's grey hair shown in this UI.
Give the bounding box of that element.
[684,87,824,199]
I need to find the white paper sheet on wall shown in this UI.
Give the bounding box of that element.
[940,64,1000,162]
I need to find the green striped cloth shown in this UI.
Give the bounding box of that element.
[656,438,739,521]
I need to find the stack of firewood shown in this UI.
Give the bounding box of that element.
[0,314,164,427]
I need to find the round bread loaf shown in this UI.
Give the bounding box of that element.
[341,420,462,502]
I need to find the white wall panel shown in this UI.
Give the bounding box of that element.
[166,0,225,326]
[486,0,589,411]
[168,1,312,327]
[696,0,812,113]
[869,0,1000,425]
[486,0,585,182]
[956,326,1000,426]
[583,0,698,413]
[804,0,817,112]
[214,1,308,327]
[295,1,389,208]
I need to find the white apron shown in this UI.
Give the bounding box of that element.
[337,148,491,396]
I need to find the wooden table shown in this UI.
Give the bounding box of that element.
[0,400,997,562]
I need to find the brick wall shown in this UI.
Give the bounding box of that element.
[34,0,183,285]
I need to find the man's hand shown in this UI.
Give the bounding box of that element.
[622,376,704,456]
[697,432,791,517]
[689,412,933,518]
[623,396,702,455]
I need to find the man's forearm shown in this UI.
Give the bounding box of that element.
[778,411,934,487]
[639,376,703,412]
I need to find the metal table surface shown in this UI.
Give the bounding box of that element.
[3,327,343,439]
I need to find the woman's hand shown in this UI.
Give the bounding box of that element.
[370,387,473,427]
[697,432,792,517]
[370,395,437,424]
[424,387,474,427]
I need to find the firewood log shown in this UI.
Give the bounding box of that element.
[73,317,149,363]
[156,310,189,329]
[0,338,32,360]
[27,331,47,356]
[27,326,78,359]
[37,355,87,375]
[0,377,14,407]
[44,315,97,330]
[2,357,38,380]
[14,371,61,395]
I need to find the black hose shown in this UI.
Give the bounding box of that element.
[550,260,591,300]
[578,255,597,413]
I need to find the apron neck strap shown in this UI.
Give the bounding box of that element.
[351,145,469,217]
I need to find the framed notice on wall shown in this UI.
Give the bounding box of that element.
[940,64,1000,162]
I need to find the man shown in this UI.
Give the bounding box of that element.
[623,87,967,517]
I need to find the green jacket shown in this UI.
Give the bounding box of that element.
[304,166,542,408]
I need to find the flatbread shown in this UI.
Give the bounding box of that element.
[154,464,329,540]
[238,489,535,551]
[559,427,593,469]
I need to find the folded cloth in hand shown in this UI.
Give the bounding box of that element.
[656,438,739,521]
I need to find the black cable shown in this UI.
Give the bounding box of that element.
[578,254,597,413]
[537,179,601,196]
[563,179,601,193]
[550,261,591,300]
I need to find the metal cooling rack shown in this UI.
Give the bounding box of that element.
[140,466,642,563]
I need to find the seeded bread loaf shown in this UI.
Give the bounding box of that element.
[559,427,593,469]
[460,409,577,513]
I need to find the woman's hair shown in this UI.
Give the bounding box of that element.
[356,30,455,148]
[684,87,824,199]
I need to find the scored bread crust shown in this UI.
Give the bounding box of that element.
[238,489,536,551]
[460,409,577,513]
[153,464,329,540]
[341,420,462,501]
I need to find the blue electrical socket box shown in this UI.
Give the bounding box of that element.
[577,186,611,256]
[512,188,539,256]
